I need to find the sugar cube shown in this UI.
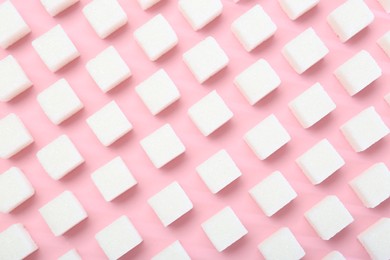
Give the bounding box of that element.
[231,5,277,52]
[39,190,87,236]
[340,106,389,152]
[282,27,329,74]
[86,46,131,93]
[258,227,305,260]
[37,78,83,125]
[148,181,193,227]
[249,171,297,217]
[91,156,137,202]
[289,83,336,128]
[40,0,79,16]
[178,0,223,31]
[334,50,381,96]
[137,0,161,10]
[0,55,32,102]
[358,218,390,260]
[296,139,345,185]
[95,215,142,259]
[378,0,390,12]
[234,59,281,105]
[188,90,233,136]
[86,101,132,146]
[140,124,185,168]
[377,31,390,58]
[183,37,229,84]
[134,14,178,61]
[58,249,82,260]
[278,0,319,20]
[244,114,290,160]
[152,240,190,260]
[36,135,84,180]
[82,0,127,39]
[0,113,33,159]
[322,251,346,260]
[201,207,248,252]
[196,149,242,194]
[0,224,37,259]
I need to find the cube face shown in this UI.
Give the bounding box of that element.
[304,196,354,240]
[340,106,389,152]
[258,227,305,260]
[322,251,346,260]
[183,37,229,84]
[0,55,32,102]
[82,0,127,39]
[378,31,390,58]
[378,0,390,12]
[349,163,390,208]
[37,78,83,125]
[137,0,161,10]
[86,46,131,93]
[278,0,319,20]
[134,14,178,61]
[86,101,132,146]
[39,191,87,236]
[231,4,277,52]
[0,113,33,159]
[58,249,82,260]
[178,0,223,31]
[296,139,345,185]
[249,171,297,217]
[152,240,190,260]
[288,83,336,128]
[234,59,280,105]
[91,157,137,202]
[244,114,291,160]
[201,207,248,252]
[95,216,142,259]
[358,218,390,260]
[148,182,193,227]
[140,124,185,168]
[282,27,329,74]
[327,0,374,43]
[196,150,242,194]
[188,90,233,136]
[40,0,79,16]
[0,1,31,49]
[334,50,382,96]
[36,135,84,180]
[0,224,38,260]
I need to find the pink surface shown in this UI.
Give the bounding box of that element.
[1,0,390,259]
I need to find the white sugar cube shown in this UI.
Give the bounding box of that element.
[82,0,127,39]
[322,251,346,260]
[327,0,374,43]
[358,218,390,260]
[86,101,132,146]
[349,163,390,208]
[196,149,242,194]
[86,46,131,93]
[36,135,84,180]
[334,50,381,96]
[140,124,185,168]
[249,171,297,217]
[0,113,33,159]
[258,227,305,260]
[340,106,389,152]
[95,215,142,259]
[39,191,87,236]
[305,196,354,240]
[134,14,178,61]
[37,78,83,125]
[202,207,248,252]
[377,31,390,58]
[58,249,82,260]
[244,114,290,160]
[188,90,233,136]
[278,0,319,20]
[152,240,190,260]
[282,27,329,74]
[0,55,32,102]
[296,139,345,185]
[231,5,276,52]
[40,0,79,16]
[178,0,222,31]
[91,156,137,202]
[137,0,161,10]
[234,59,281,106]
[148,182,193,227]
[183,37,229,84]
[289,83,336,128]
[378,0,390,12]
[0,224,37,259]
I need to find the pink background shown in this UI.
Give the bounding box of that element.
[1,0,390,259]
